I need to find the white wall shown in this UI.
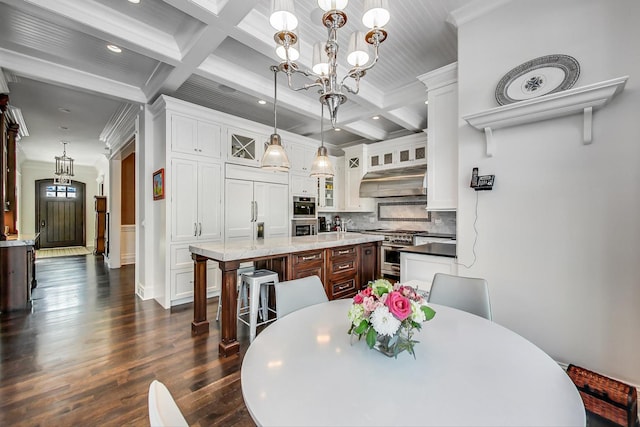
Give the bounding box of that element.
[456,0,640,385]
[19,160,99,247]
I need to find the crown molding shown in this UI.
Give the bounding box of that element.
[447,0,512,28]
[100,103,139,153]
[417,62,458,92]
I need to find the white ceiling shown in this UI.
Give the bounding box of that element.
[0,0,476,166]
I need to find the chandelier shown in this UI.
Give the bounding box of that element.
[270,0,390,127]
[54,141,74,185]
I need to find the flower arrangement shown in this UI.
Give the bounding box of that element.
[348,279,436,358]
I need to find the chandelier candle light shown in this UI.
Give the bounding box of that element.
[54,141,74,185]
[270,0,390,127]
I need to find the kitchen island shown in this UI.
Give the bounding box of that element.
[190,232,383,356]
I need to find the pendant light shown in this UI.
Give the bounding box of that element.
[261,66,290,171]
[309,103,334,178]
[54,141,74,185]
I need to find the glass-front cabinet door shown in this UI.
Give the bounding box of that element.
[323,176,334,208]
[227,127,264,166]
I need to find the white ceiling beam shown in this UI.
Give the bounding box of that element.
[16,0,182,64]
[0,48,146,103]
[144,0,260,99]
[0,68,9,93]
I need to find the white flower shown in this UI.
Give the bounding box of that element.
[348,303,365,326]
[410,300,426,323]
[370,305,401,337]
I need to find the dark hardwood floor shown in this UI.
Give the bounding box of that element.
[0,255,255,426]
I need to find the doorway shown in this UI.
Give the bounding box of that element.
[35,179,86,248]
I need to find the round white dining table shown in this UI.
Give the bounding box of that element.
[241,299,585,427]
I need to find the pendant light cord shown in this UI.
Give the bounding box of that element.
[320,102,324,147]
[271,65,278,134]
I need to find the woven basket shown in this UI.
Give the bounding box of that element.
[567,364,638,427]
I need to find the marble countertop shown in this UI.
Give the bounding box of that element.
[399,242,457,258]
[0,233,40,248]
[190,232,384,262]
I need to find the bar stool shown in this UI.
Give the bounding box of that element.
[237,269,279,342]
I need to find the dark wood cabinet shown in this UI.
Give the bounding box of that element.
[94,196,107,254]
[325,244,359,300]
[0,238,37,312]
[284,241,381,301]
[359,242,379,289]
[290,249,325,283]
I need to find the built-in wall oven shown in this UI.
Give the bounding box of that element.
[292,219,317,236]
[292,196,316,219]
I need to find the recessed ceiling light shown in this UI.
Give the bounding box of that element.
[128,0,141,3]
[372,115,380,120]
[424,100,429,105]
[334,128,341,132]
[107,44,122,53]
[258,100,267,105]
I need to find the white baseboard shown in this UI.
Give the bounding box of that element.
[121,253,135,265]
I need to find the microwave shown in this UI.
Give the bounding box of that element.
[292,196,316,219]
[292,219,317,236]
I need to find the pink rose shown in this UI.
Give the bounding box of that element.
[361,287,372,298]
[353,293,364,304]
[385,291,412,321]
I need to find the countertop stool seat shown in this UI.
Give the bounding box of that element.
[237,269,279,342]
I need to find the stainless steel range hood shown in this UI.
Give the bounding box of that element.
[359,166,426,198]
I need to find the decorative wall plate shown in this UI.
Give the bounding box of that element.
[495,54,580,105]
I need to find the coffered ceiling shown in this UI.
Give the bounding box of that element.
[0,0,480,166]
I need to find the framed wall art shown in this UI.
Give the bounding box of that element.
[153,168,164,201]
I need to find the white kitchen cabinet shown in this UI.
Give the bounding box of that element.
[400,252,457,292]
[226,126,268,167]
[367,134,426,171]
[418,63,458,211]
[288,142,317,173]
[171,114,222,159]
[171,158,222,242]
[290,172,317,196]
[225,178,288,242]
[342,145,374,212]
[169,243,221,303]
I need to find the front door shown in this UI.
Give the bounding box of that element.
[36,179,85,248]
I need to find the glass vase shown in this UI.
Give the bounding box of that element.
[373,333,402,357]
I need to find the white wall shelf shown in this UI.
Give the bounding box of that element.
[463,76,628,157]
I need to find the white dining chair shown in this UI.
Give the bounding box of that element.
[274,275,329,318]
[148,380,188,427]
[428,273,492,320]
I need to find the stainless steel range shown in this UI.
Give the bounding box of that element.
[360,230,422,279]
[359,229,456,280]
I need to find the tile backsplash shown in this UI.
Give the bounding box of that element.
[319,197,456,235]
